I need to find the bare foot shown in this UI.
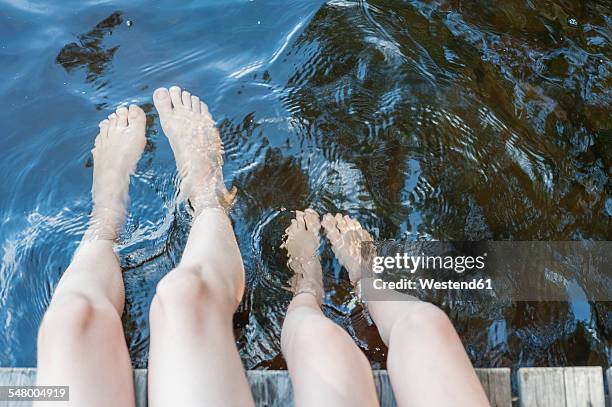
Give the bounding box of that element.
[153,85,236,214]
[321,213,372,285]
[87,105,146,240]
[281,209,324,303]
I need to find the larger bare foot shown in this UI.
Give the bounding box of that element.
[153,86,236,214]
[281,209,324,304]
[321,213,372,285]
[87,105,146,240]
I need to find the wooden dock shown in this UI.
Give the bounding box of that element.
[0,367,608,406]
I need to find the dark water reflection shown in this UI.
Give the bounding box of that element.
[0,0,610,370]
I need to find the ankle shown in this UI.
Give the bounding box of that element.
[85,206,125,240]
[189,182,237,216]
[288,261,324,305]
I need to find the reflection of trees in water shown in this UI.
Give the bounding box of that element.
[56,12,158,148]
[278,1,610,368]
[56,11,123,82]
[281,1,610,242]
[281,4,420,238]
[232,148,311,369]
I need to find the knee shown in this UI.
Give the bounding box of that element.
[38,294,120,346]
[389,302,455,345]
[150,267,217,321]
[282,312,346,356]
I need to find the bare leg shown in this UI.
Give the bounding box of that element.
[322,214,489,407]
[36,106,147,406]
[148,86,252,407]
[281,209,379,407]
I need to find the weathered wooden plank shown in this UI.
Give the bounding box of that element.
[0,368,147,407]
[248,370,293,407]
[519,367,605,407]
[0,368,35,387]
[373,370,396,407]
[475,368,512,407]
[248,370,397,407]
[0,367,512,406]
[563,367,604,407]
[133,369,147,407]
[0,368,36,407]
[519,368,566,406]
[606,368,612,407]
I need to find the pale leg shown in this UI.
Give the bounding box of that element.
[322,213,489,407]
[35,105,147,407]
[280,210,379,407]
[147,210,253,407]
[368,297,489,407]
[147,86,252,407]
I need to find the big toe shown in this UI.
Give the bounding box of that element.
[303,208,320,231]
[322,213,341,242]
[153,88,173,115]
[335,213,349,232]
[284,218,300,236]
[294,210,308,231]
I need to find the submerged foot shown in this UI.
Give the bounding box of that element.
[87,105,146,240]
[153,85,236,214]
[321,213,372,285]
[281,209,324,303]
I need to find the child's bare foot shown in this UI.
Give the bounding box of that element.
[153,86,236,214]
[281,209,324,303]
[321,213,372,285]
[87,105,146,240]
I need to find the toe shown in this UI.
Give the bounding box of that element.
[153,88,173,114]
[294,210,307,230]
[335,213,349,232]
[116,106,128,127]
[322,214,341,243]
[181,90,192,109]
[108,113,118,127]
[343,215,357,230]
[98,119,109,135]
[128,104,146,126]
[169,86,183,108]
[325,225,342,244]
[321,213,335,230]
[200,101,209,115]
[96,119,109,146]
[287,219,300,234]
[191,95,200,113]
[303,208,320,231]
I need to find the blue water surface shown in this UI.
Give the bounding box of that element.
[0,0,610,369]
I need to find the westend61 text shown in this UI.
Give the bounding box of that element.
[372,278,493,291]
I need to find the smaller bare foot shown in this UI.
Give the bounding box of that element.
[87,105,146,240]
[321,213,372,285]
[281,209,324,303]
[153,85,236,215]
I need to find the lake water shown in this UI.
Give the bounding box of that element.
[0,0,610,370]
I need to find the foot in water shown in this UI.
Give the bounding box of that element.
[321,213,372,285]
[281,209,325,303]
[153,85,236,214]
[87,105,147,240]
